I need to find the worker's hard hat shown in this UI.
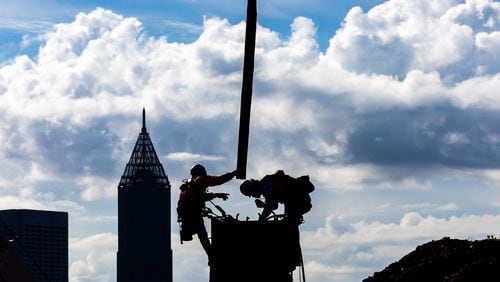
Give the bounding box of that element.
[190,164,207,177]
[240,179,260,197]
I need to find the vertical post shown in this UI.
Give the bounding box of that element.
[142,108,146,133]
[236,0,257,180]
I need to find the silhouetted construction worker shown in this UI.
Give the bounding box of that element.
[240,170,314,223]
[177,164,237,262]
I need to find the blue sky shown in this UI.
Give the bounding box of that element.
[0,0,385,59]
[2,0,500,281]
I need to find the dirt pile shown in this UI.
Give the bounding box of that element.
[364,237,500,282]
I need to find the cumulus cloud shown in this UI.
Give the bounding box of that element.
[78,175,117,201]
[0,194,83,213]
[301,212,500,281]
[326,0,500,81]
[2,1,499,185]
[344,107,500,168]
[1,1,500,281]
[171,233,211,281]
[70,233,117,282]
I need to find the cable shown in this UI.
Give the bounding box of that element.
[299,243,306,282]
[208,200,226,218]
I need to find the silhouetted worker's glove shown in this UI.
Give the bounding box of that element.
[255,199,265,208]
[222,170,238,180]
[217,193,229,200]
[206,192,229,201]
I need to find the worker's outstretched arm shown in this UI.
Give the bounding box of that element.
[199,170,238,187]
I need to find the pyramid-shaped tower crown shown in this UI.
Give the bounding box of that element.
[119,109,170,187]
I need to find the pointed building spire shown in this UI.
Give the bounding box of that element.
[117,108,172,282]
[142,107,147,133]
[118,108,170,186]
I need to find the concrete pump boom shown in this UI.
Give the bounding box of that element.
[236,0,257,179]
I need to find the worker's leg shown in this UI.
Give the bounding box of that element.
[197,219,212,258]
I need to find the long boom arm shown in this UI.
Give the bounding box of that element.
[236,0,257,179]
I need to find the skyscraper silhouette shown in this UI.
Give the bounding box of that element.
[0,209,68,282]
[117,109,172,282]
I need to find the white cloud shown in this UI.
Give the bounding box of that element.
[399,202,459,213]
[70,232,117,250]
[165,152,225,162]
[303,0,500,111]
[434,202,459,211]
[309,212,500,248]
[164,19,202,34]
[328,0,475,77]
[476,31,500,53]
[304,260,373,282]
[0,8,242,124]
[78,175,116,201]
[0,191,84,214]
[171,232,211,281]
[0,18,53,33]
[0,195,54,210]
[310,164,434,192]
[70,233,117,282]
[253,95,319,131]
[3,2,499,123]
[259,16,319,81]
[444,132,470,145]
[306,135,345,163]
[78,215,117,223]
[444,0,500,32]
[0,0,69,33]
[301,212,500,281]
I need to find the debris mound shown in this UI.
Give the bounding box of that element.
[364,237,500,282]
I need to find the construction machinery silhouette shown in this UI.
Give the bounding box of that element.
[205,201,306,282]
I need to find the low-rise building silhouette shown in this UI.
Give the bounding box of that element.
[0,209,68,282]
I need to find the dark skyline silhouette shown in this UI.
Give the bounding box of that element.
[117,109,172,282]
[0,209,68,282]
